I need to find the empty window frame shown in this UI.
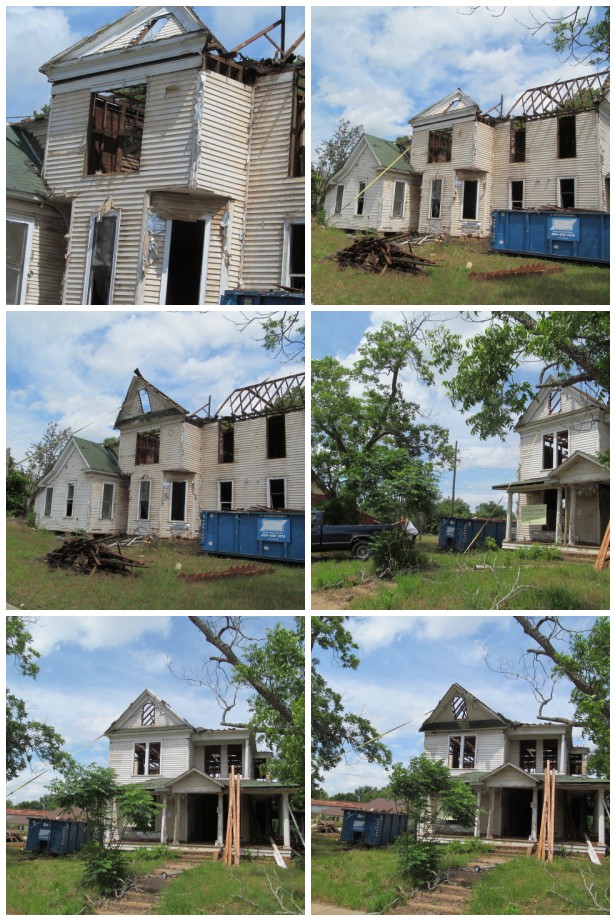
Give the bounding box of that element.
[510,180,524,210]
[430,178,443,219]
[133,740,161,775]
[219,480,233,511]
[542,433,554,469]
[6,217,34,305]
[542,739,559,771]
[558,114,576,159]
[428,128,452,163]
[559,177,576,208]
[138,480,151,520]
[556,430,569,466]
[65,483,75,518]
[218,420,235,463]
[334,185,344,214]
[289,68,305,177]
[548,388,562,414]
[268,477,286,509]
[170,481,187,522]
[227,744,242,773]
[141,700,156,726]
[520,739,536,772]
[510,119,526,163]
[462,180,478,220]
[84,212,120,305]
[87,85,146,175]
[392,181,406,218]
[568,752,584,775]
[138,388,152,413]
[101,482,115,519]
[267,414,287,459]
[135,430,160,465]
[283,222,305,290]
[356,180,367,216]
[205,745,222,777]
[448,734,476,769]
[44,487,53,517]
[451,694,468,720]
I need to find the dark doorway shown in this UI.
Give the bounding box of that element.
[165,220,206,305]
[502,788,533,837]
[544,489,558,531]
[188,794,219,843]
[462,180,478,220]
[599,485,609,541]
[170,481,187,522]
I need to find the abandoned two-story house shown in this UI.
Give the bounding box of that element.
[8,5,304,304]
[421,683,609,852]
[105,689,299,852]
[493,379,609,552]
[34,369,305,537]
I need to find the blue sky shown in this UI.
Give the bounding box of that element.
[6,311,305,465]
[7,4,305,119]
[7,614,295,802]
[315,615,602,794]
[312,5,608,155]
[312,310,542,512]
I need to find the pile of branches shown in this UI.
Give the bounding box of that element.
[178,564,275,581]
[335,234,438,275]
[45,536,146,576]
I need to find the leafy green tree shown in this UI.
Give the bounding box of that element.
[425,496,472,534]
[7,617,73,781]
[429,311,609,439]
[6,466,30,516]
[549,7,609,64]
[312,118,364,214]
[563,618,609,776]
[24,422,72,494]
[474,500,508,519]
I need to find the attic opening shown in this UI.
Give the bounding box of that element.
[136,430,160,465]
[267,414,286,459]
[87,85,146,175]
[451,694,468,720]
[141,700,156,726]
[138,388,152,413]
[558,114,576,159]
[428,128,452,163]
[218,420,235,463]
[548,388,562,414]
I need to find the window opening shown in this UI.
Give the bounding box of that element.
[218,420,235,463]
[451,695,468,719]
[148,742,161,775]
[334,185,344,214]
[138,480,151,519]
[288,223,305,290]
[135,430,160,465]
[65,483,75,517]
[6,219,31,305]
[141,701,156,726]
[428,128,452,163]
[101,482,115,519]
[520,739,537,772]
[430,178,443,218]
[392,181,405,218]
[558,114,576,159]
[170,481,187,522]
[559,178,575,208]
[510,120,526,163]
[87,84,146,175]
[556,430,569,466]
[86,213,119,305]
[205,745,221,777]
[462,180,478,220]
[448,736,461,768]
[356,180,366,216]
[253,756,268,779]
[569,752,584,775]
[548,389,561,414]
[542,433,554,469]
[543,739,558,771]
[463,735,476,768]
[289,68,305,177]
[267,414,286,459]
[133,741,160,775]
[510,180,524,210]
[269,478,286,509]
[134,743,146,775]
[227,744,242,773]
[44,487,53,516]
[219,481,233,511]
[138,388,152,413]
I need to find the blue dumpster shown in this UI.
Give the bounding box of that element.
[438,517,506,552]
[200,510,305,562]
[26,818,89,854]
[221,289,305,305]
[340,808,408,846]
[491,209,609,263]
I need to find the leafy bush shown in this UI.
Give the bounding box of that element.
[445,837,490,856]
[131,844,178,861]
[370,531,430,575]
[515,544,562,561]
[395,836,439,887]
[26,510,37,529]
[81,843,129,896]
[483,536,499,552]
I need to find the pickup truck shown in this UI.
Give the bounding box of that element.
[311,510,417,560]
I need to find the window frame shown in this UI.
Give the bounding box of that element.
[429,178,443,219]
[6,216,35,305]
[86,85,146,176]
[218,419,235,463]
[392,180,406,219]
[448,733,477,769]
[267,476,287,510]
[135,429,160,465]
[334,184,344,214]
[83,210,120,305]
[138,479,151,521]
[44,487,53,517]
[267,414,287,459]
[428,128,452,163]
[159,216,211,306]
[133,740,161,776]
[510,179,525,210]
[510,119,526,163]
[558,114,576,159]
[282,220,305,290]
[356,179,367,216]
[558,177,576,209]
[219,480,234,511]
[65,482,76,518]
[100,481,115,520]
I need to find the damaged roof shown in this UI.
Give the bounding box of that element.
[6,125,48,199]
[214,373,306,420]
[506,69,610,119]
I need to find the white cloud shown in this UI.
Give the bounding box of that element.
[30,616,172,655]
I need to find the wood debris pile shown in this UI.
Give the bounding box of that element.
[178,564,275,581]
[335,234,438,275]
[468,264,564,281]
[45,536,146,576]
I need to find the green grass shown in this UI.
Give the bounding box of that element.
[311,535,609,610]
[468,855,610,914]
[312,223,610,305]
[158,859,305,914]
[6,519,305,610]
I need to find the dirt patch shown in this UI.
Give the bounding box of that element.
[311,582,384,610]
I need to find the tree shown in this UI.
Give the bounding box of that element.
[231,311,305,363]
[6,466,30,516]
[23,422,72,492]
[429,311,609,440]
[474,500,508,519]
[311,617,391,794]
[424,496,472,534]
[7,617,73,781]
[312,118,364,214]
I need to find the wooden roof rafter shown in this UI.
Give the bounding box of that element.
[215,373,305,420]
[505,70,610,120]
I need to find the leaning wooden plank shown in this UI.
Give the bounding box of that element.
[594,521,610,571]
[584,833,601,865]
[269,836,287,869]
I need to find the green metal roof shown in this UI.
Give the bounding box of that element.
[364,134,413,174]
[7,125,48,198]
[73,437,121,476]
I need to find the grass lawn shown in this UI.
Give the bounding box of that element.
[6,519,305,610]
[311,535,609,610]
[158,859,305,914]
[311,223,610,305]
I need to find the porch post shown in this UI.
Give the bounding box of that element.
[531,787,538,840]
[505,492,513,542]
[173,794,180,845]
[555,488,563,544]
[486,789,495,839]
[568,486,577,544]
[281,792,291,848]
[243,738,250,779]
[596,788,605,846]
[217,791,224,846]
[474,789,481,837]
[161,795,168,844]
[559,734,566,774]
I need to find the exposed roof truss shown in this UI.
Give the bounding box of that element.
[506,70,610,120]
[215,373,305,420]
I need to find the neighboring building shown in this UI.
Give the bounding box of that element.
[421,683,608,851]
[105,689,298,851]
[9,5,304,304]
[34,369,305,538]
[493,379,609,549]
[324,133,419,233]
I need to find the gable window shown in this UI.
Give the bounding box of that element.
[451,694,468,720]
[283,222,305,290]
[556,430,569,466]
[428,128,452,163]
[520,739,536,772]
[6,217,34,305]
[268,478,286,509]
[267,414,286,459]
[510,119,526,163]
[135,430,160,465]
[87,85,146,175]
[141,701,156,726]
[356,180,367,216]
[542,739,558,771]
[227,744,242,774]
[205,745,221,777]
[101,482,115,519]
[462,180,478,220]
[448,734,476,769]
[138,480,151,520]
[219,481,233,511]
[334,185,344,214]
[170,481,187,522]
[133,740,161,776]
[218,420,235,463]
[84,212,119,305]
[65,483,75,518]
[510,180,524,210]
[559,177,576,208]
[44,487,53,517]
[548,388,561,414]
[289,68,305,177]
[138,388,152,413]
[392,181,406,218]
[558,114,576,159]
[430,178,443,219]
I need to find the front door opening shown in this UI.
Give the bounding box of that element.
[462,180,478,220]
[188,794,219,843]
[170,481,187,522]
[164,220,206,305]
[502,788,533,837]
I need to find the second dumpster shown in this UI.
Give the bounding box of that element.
[438,516,506,552]
[340,808,408,847]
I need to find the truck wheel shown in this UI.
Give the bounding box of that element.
[352,541,371,561]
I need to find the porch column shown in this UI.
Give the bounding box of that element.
[281,792,291,848]
[505,492,513,542]
[474,789,482,837]
[568,486,577,544]
[555,488,563,544]
[559,734,566,775]
[485,789,495,839]
[531,787,538,841]
[173,794,180,845]
[596,788,605,846]
[160,795,168,844]
[217,792,224,846]
[243,738,250,779]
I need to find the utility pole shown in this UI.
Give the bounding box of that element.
[451,441,459,516]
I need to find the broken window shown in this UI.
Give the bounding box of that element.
[558,114,576,159]
[334,185,344,214]
[253,756,268,779]
[542,433,554,469]
[138,388,152,413]
[448,736,461,768]
[101,482,115,519]
[218,420,235,463]
[428,128,452,163]
[135,430,160,465]
[510,119,526,163]
[520,739,537,772]
[205,745,222,777]
[227,744,242,774]
[133,743,147,775]
[569,752,584,775]
[138,480,151,520]
[65,483,75,518]
[289,68,305,177]
[543,739,558,771]
[87,85,146,175]
[451,695,468,720]
[510,180,524,210]
[219,481,233,511]
[392,181,406,218]
[556,430,569,466]
[148,741,161,775]
[356,180,367,216]
[133,741,160,775]
[267,414,286,459]
[141,701,156,726]
[559,177,576,208]
[44,487,53,516]
[462,180,478,220]
[462,736,476,768]
[85,212,119,305]
[548,388,561,414]
[430,179,443,219]
[286,223,305,290]
[6,218,33,305]
[448,733,475,768]
[268,478,286,509]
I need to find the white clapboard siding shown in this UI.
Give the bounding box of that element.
[85,476,129,533]
[34,444,91,531]
[109,735,191,781]
[424,729,506,771]
[7,198,66,305]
